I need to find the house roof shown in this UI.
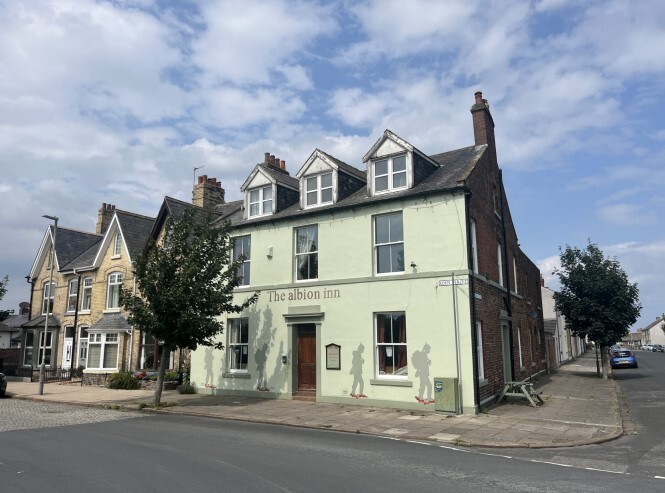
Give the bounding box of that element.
[89,313,131,332]
[2,312,29,331]
[316,149,367,181]
[54,227,102,269]
[226,144,486,229]
[23,315,61,328]
[116,210,155,260]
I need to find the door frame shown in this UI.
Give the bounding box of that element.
[284,312,323,397]
[296,324,317,391]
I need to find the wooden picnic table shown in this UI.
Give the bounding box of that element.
[497,381,544,407]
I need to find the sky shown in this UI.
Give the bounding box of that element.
[0,0,663,331]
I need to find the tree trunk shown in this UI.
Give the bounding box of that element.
[153,345,170,405]
[600,345,609,380]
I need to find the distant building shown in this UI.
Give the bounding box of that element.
[541,284,585,367]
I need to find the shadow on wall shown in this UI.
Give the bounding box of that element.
[413,343,434,405]
[350,343,367,398]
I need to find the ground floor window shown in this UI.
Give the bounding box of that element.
[228,318,249,372]
[23,331,35,366]
[140,332,163,370]
[25,331,53,367]
[87,332,119,370]
[375,312,407,378]
[476,321,485,381]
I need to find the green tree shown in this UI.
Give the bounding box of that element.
[121,209,258,404]
[0,275,7,301]
[553,242,641,378]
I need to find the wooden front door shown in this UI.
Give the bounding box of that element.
[297,326,316,391]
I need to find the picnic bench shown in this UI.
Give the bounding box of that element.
[497,381,544,407]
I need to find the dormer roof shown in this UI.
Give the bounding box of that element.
[241,162,299,192]
[362,129,439,168]
[296,149,366,182]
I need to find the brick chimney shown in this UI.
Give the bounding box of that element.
[470,91,496,157]
[263,151,287,173]
[96,203,116,234]
[192,174,225,209]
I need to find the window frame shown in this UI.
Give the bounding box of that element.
[42,281,55,315]
[304,172,333,208]
[513,256,518,294]
[497,243,504,287]
[67,278,78,312]
[374,312,408,380]
[294,225,318,281]
[113,230,122,256]
[38,331,53,367]
[372,153,407,194]
[374,212,405,275]
[77,325,89,368]
[140,331,163,370]
[106,272,123,310]
[23,331,35,367]
[248,185,273,218]
[80,277,93,311]
[87,332,119,370]
[227,318,249,373]
[232,235,251,286]
[470,219,478,274]
[476,321,485,381]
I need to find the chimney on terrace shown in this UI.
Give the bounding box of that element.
[192,174,226,209]
[96,203,116,234]
[470,91,497,160]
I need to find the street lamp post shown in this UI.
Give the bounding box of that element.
[39,215,58,395]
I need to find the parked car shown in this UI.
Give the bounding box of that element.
[610,348,638,369]
[641,344,653,351]
[0,372,7,397]
[652,344,664,352]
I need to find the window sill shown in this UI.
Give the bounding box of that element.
[223,372,251,379]
[103,308,121,314]
[478,378,489,388]
[111,255,121,260]
[79,310,91,315]
[370,378,412,387]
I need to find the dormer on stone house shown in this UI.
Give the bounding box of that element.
[240,152,299,219]
[295,149,366,209]
[362,130,439,196]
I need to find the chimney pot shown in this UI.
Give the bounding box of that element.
[270,154,276,165]
[264,152,270,163]
[475,91,483,104]
[280,160,286,170]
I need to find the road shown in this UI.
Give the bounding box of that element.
[479,349,665,479]
[1,398,663,492]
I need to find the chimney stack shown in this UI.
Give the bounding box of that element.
[193,174,225,209]
[470,90,496,159]
[96,203,116,234]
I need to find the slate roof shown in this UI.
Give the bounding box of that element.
[54,227,102,270]
[23,315,61,328]
[2,312,29,331]
[318,149,367,181]
[226,144,486,229]
[60,240,101,271]
[260,163,299,189]
[116,210,155,260]
[89,313,131,332]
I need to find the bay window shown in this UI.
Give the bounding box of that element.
[87,333,119,370]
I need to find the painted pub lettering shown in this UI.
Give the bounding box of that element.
[268,287,341,302]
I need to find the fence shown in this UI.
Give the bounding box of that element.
[0,363,83,383]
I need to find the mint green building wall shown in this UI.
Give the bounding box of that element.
[190,192,478,413]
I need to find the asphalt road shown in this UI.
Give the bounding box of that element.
[479,349,665,480]
[1,399,663,492]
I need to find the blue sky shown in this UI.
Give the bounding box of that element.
[1,0,663,330]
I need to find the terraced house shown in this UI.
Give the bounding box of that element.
[190,92,546,414]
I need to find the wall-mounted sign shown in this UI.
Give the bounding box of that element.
[326,343,341,370]
[438,278,469,286]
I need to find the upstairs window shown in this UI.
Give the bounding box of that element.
[374,212,404,274]
[80,277,93,311]
[295,225,318,281]
[497,243,504,287]
[67,278,78,312]
[373,154,406,193]
[470,219,478,274]
[305,172,333,207]
[113,230,122,256]
[249,186,272,217]
[42,281,55,315]
[233,236,251,286]
[106,272,123,309]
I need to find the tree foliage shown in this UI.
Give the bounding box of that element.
[554,242,641,348]
[0,275,7,302]
[121,208,258,403]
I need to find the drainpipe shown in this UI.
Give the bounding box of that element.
[127,275,136,371]
[463,186,480,411]
[498,171,515,381]
[452,272,462,414]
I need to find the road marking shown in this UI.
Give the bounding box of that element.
[407,440,432,446]
[530,460,572,467]
[654,476,665,480]
[477,452,512,459]
[585,467,623,474]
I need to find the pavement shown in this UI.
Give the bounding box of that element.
[3,351,625,448]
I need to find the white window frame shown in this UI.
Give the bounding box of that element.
[23,331,35,367]
[113,230,122,256]
[106,272,123,310]
[232,236,251,286]
[372,154,407,194]
[374,212,404,275]
[42,281,55,315]
[476,321,485,381]
[294,225,318,281]
[67,278,78,312]
[513,256,518,294]
[305,172,333,208]
[497,243,504,287]
[470,219,478,274]
[248,186,273,218]
[227,318,249,373]
[80,277,93,311]
[518,326,524,368]
[87,332,119,370]
[38,331,53,367]
[375,312,407,380]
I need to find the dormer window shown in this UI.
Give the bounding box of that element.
[249,186,273,217]
[374,154,407,193]
[305,172,333,208]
